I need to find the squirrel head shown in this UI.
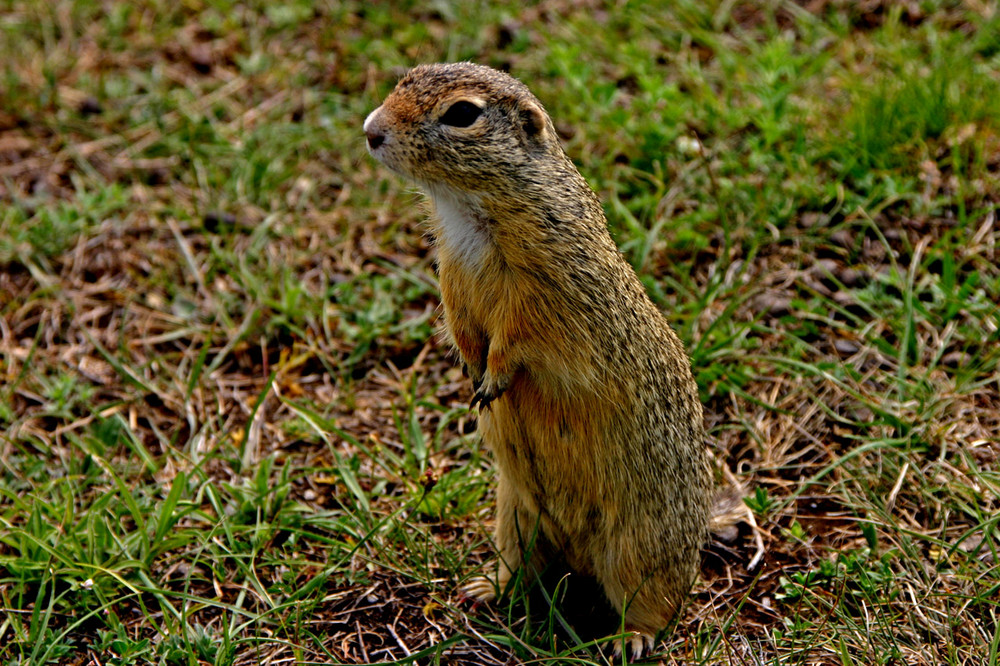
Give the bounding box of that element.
[364,62,559,198]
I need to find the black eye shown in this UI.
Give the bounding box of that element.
[440,100,482,127]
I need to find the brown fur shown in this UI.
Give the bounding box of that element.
[364,62,711,651]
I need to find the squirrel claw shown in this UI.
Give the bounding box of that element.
[470,385,505,411]
[460,576,498,603]
[469,373,509,411]
[470,388,494,411]
[610,631,655,662]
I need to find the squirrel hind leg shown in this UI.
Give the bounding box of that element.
[597,566,682,660]
[462,476,553,604]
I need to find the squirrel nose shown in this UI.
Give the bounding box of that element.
[366,131,385,150]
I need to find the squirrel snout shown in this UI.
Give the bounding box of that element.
[363,108,386,151]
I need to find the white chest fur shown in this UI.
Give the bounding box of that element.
[427,186,492,269]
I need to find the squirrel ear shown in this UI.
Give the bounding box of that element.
[518,101,550,143]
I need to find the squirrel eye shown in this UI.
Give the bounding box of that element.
[439,100,483,128]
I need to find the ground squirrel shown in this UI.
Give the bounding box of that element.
[364,62,712,658]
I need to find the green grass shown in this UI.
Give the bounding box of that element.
[2,1,999,664]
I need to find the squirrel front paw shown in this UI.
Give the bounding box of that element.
[469,371,511,411]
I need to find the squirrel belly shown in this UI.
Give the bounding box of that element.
[365,62,712,658]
